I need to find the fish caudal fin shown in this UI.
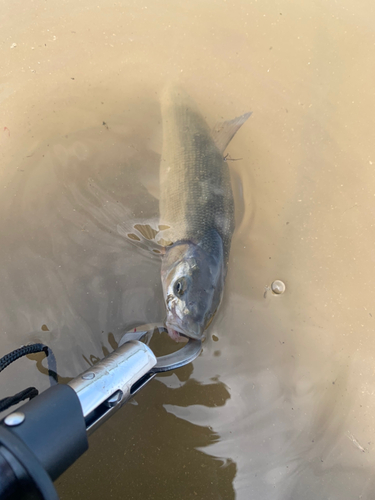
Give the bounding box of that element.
[211,112,252,154]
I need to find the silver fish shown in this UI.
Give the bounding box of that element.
[159,87,251,341]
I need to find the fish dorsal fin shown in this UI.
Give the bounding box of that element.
[211,112,252,154]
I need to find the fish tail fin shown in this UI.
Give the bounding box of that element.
[211,112,252,154]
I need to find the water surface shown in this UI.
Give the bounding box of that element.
[1,0,375,498]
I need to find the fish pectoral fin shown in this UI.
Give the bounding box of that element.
[117,221,165,256]
[197,230,225,310]
[197,229,224,266]
[211,112,252,154]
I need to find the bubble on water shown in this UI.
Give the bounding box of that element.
[271,280,286,294]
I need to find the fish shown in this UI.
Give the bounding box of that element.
[158,87,251,342]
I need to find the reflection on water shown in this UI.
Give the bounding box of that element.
[59,366,237,499]
[0,124,164,381]
[2,0,375,498]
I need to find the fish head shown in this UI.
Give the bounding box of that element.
[161,241,224,341]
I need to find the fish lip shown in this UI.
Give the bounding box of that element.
[165,320,202,341]
[167,327,189,343]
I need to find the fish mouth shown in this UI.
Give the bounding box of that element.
[166,319,202,342]
[166,327,189,343]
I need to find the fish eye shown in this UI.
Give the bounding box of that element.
[174,277,187,297]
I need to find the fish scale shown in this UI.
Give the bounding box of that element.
[159,88,235,265]
[159,86,250,340]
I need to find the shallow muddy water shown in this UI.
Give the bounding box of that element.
[1,0,375,498]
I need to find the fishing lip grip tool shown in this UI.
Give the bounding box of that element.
[0,326,201,500]
[70,325,202,434]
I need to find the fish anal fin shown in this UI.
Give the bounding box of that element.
[212,112,252,154]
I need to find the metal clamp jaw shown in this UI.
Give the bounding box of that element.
[69,327,202,433]
[118,326,202,372]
